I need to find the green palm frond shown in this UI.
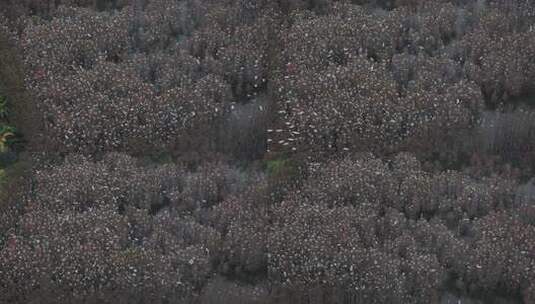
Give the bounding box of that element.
[0,125,15,153]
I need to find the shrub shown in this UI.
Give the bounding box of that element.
[0,153,266,302]
[466,211,535,298]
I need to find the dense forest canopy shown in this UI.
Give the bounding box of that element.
[0,0,534,303]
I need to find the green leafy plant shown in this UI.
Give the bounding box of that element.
[265,156,298,178]
[266,158,288,176]
[0,125,15,153]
